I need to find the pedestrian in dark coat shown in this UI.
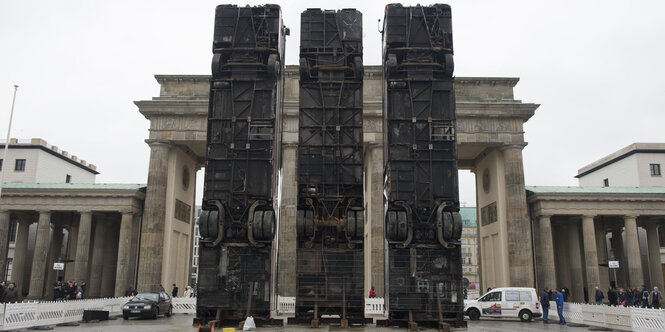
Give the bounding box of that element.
[594,286,604,305]
[540,289,550,323]
[171,284,179,298]
[652,287,661,309]
[641,286,650,308]
[2,283,18,303]
[608,287,618,306]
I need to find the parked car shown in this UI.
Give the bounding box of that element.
[122,292,172,319]
[464,287,542,322]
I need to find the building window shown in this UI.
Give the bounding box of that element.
[9,220,17,242]
[4,258,12,281]
[65,174,72,183]
[650,164,661,176]
[0,159,3,170]
[603,178,609,187]
[14,159,25,171]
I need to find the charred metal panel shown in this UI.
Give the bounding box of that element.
[383,4,465,328]
[197,4,285,325]
[296,8,365,323]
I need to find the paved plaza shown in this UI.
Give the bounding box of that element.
[11,314,605,332]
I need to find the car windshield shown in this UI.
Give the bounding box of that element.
[132,293,158,302]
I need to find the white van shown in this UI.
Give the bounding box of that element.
[464,287,542,322]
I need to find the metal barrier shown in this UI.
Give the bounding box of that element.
[171,296,196,314]
[0,296,199,331]
[547,301,665,331]
[364,297,385,316]
[277,296,295,315]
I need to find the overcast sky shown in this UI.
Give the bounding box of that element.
[1,0,664,207]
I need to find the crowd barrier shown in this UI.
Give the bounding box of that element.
[548,301,665,331]
[0,296,196,331]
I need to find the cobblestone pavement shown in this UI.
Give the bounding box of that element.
[12,315,600,331]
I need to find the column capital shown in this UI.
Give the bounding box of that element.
[145,139,172,148]
[582,214,596,220]
[539,214,552,220]
[500,143,527,151]
[624,213,639,220]
[36,210,51,215]
[79,210,93,215]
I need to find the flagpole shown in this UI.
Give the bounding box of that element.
[0,85,19,198]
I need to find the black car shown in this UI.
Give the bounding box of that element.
[122,292,172,319]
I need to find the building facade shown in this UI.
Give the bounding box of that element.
[0,138,98,184]
[0,140,146,300]
[576,143,665,187]
[460,207,480,298]
[529,143,665,303]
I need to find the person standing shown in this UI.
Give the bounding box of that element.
[608,287,618,306]
[594,286,604,305]
[369,286,376,298]
[652,287,661,309]
[540,288,550,323]
[172,284,179,298]
[125,285,136,297]
[642,286,650,308]
[556,289,566,325]
[2,283,18,303]
[184,286,193,297]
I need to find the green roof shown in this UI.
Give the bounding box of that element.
[460,207,477,227]
[2,183,146,191]
[526,186,665,195]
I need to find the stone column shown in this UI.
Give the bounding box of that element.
[501,145,534,286]
[27,211,51,299]
[115,212,134,297]
[624,215,644,287]
[611,228,627,287]
[0,211,11,277]
[538,215,557,290]
[74,211,92,283]
[594,221,610,294]
[567,220,584,302]
[367,143,384,296]
[46,225,64,287]
[64,223,79,282]
[278,143,297,298]
[88,219,106,297]
[582,215,600,299]
[645,222,663,290]
[12,216,31,297]
[101,221,119,297]
[137,139,171,292]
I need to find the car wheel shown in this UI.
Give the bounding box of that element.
[153,308,159,319]
[166,305,172,317]
[519,309,533,322]
[123,315,128,320]
[468,308,480,320]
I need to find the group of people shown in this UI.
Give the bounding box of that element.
[539,288,567,325]
[595,285,660,308]
[0,281,19,303]
[52,280,86,301]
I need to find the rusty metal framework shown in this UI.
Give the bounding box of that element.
[196,4,285,326]
[296,8,365,328]
[382,4,465,330]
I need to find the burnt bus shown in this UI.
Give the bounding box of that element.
[296,8,364,328]
[196,4,286,326]
[382,4,465,330]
